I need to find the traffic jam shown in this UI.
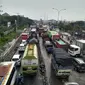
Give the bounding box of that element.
[0,24,85,85]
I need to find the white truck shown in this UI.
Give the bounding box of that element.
[68,39,85,56]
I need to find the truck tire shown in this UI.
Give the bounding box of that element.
[66,76,69,81]
[74,67,77,71]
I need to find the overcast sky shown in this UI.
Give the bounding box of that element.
[1,0,85,21]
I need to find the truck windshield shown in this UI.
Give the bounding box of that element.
[46,45,53,48]
[69,46,78,51]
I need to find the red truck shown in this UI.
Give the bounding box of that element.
[21,33,29,40]
[53,38,69,51]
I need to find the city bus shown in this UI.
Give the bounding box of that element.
[0,61,16,85]
[22,44,38,75]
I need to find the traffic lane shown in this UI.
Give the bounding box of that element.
[39,37,63,85]
[50,69,63,85]
[39,37,51,84]
[23,73,43,85]
[69,71,85,85]
[16,63,43,85]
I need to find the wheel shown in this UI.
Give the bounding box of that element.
[74,67,77,71]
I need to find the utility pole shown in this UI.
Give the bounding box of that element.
[0,5,3,25]
[15,13,19,32]
[15,20,17,32]
[52,8,66,28]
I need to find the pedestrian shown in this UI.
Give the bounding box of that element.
[16,74,24,85]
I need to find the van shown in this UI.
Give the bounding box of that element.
[73,58,85,72]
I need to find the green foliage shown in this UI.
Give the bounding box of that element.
[0,14,33,29]
[0,32,17,48]
[56,21,85,32]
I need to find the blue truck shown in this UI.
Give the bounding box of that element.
[51,48,73,79]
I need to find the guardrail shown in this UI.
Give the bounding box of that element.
[0,34,22,61]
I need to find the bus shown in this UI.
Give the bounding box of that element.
[0,61,16,85]
[22,44,38,75]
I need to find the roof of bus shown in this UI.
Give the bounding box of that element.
[23,44,38,59]
[0,61,15,85]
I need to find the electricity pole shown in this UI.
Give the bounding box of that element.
[0,5,3,25]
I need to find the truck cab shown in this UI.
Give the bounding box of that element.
[68,39,85,56]
[68,45,80,56]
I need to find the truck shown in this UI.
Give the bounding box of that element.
[68,39,85,56]
[42,31,50,44]
[22,44,38,75]
[38,28,44,37]
[53,38,69,51]
[47,31,60,40]
[27,28,39,44]
[21,33,29,40]
[51,48,72,79]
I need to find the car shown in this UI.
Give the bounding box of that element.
[64,82,79,85]
[73,58,85,72]
[21,40,27,46]
[18,43,25,54]
[12,54,21,66]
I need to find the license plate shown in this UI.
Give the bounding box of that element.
[28,67,32,70]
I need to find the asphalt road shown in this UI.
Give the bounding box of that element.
[39,37,85,85]
[23,73,43,85]
[39,38,63,85]
[9,35,85,85]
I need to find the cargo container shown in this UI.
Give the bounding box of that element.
[51,48,72,79]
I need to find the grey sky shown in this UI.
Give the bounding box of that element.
[1,0,85,21]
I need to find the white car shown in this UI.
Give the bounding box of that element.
[12,54,21,66]
[64,82,79,85]
[21,40,27,46]
[19,43,25,53]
